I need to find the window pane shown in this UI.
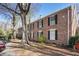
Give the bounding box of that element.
[41,20,43,27]
[39,20,43,28]
[49,15,57,25]
[50,29,55,40]
[50,17,55,25]
[37,22,39,28]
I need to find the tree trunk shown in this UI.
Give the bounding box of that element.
[21,13,29,45]
[12,14,16,39]
[13,28,16,39]
[28,17,31,40]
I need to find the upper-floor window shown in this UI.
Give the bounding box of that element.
[37,19,43,29]
[41,19,43,27]
[48,15,57,26]
[30,24,32,30]
[30,23,34,30]
[33,23,34,29]
[37,21,39,29]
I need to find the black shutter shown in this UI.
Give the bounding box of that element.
[33,32,34,39]
[55,30,57,40]
[48,31,50,40]
[30,24,31,30]
[55,15,57,24]
[48,17,50,26]
[41,31,43,35]
[42,20,43,27]
[37,32,39,37]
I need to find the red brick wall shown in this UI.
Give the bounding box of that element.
[30,7,73,45]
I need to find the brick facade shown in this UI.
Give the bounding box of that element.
[17,6,77,45]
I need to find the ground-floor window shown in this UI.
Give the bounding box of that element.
[37,31,43,37]
[48,29,57,40]
[31,32,33,39]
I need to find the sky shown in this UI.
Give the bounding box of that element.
[0,3,72,29]
[31,3,71,22]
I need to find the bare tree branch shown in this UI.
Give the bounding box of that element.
[18,3,31,15]
[25,3,31,15]
[0,3,20,15]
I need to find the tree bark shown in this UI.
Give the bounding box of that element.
[12,13,16,39]
[13,27,16,39]
[17,3,31,46]
[21,13,29,45]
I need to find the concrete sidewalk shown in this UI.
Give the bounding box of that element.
[0,42,45,56]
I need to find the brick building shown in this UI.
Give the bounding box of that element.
[17,6,78,45]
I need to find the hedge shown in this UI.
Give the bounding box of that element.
[69,35,79,48]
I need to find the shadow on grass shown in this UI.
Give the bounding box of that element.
[8,43,78,56]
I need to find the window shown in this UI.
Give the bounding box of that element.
[48,29,57,40]
[39,31,43,36]
[37,32,39,38]
[31,32,33,39]
[48,15,57,26]
[30,24,34,30]
[50,17,55,25]
[33,23,34,29]
[41,20,43,27]
[37,21,39,28]
[39,20,43,28]
[33,32,34,39]
[37,31,43,37]
[37,19,43,29]
[30,24,32,30]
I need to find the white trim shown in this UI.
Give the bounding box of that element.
[67,7,70,45]
[38,30,42,32]
[49,29,56,31]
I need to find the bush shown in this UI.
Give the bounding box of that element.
[37,34,46,43]
[5,29,13,42]
[0,28,7,42]
[69,35,79,48]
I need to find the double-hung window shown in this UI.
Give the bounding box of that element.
[48,15,57,26]
[48,29,57,40]
[39,19,43,29]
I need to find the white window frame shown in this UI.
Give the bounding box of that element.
[49,29,56,40]
[49,16,55,25]
[38,30,42,37]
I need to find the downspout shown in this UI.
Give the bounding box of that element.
[67,7,70,45]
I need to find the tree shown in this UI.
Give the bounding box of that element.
[17,3,31,45]
[0,3,40,46]
[0,28,4,35]
[0,3,31,45]
[0,4,19,39]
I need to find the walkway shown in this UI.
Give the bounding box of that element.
[0,39,79,56]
